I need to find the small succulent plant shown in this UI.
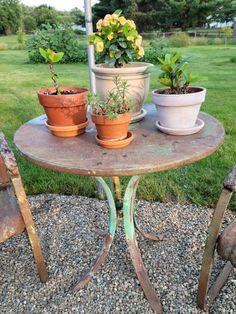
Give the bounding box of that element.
[87,76,133,119]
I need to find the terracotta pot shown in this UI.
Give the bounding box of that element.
[92,62,152,119]
[152,86,206,129]
[45,119,89,138]
[38,87,89,126]
[91,112,132,142]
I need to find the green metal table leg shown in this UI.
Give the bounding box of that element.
[123,176,163,314]
[74,177,117,290]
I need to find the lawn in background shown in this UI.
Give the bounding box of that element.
[0,42,235,208]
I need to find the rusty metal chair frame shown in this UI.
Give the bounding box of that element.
[0,132,48,282]
[197,165,236,310]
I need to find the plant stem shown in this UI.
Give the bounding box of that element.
[48,63,60,95]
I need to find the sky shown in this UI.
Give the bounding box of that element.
[20,0,98,11]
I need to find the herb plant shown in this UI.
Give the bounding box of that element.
[88,10,144,68]
[39,48,64,95]
[158,52,207,94]
[87,77,133,119]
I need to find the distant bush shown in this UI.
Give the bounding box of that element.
[208,37,224,45]
[230,56,236,63]
[191,36,208,46]
[150,38,169,49]
[132,47,174,65]
[26,24,85,63]
[168,32,191,47]
[0,43,8,50]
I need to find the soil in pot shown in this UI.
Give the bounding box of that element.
[38,87,89,126]
[91,112,132,142]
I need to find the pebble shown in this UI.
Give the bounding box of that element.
[0,194,235,313]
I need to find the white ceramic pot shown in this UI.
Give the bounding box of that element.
[152,87,206,129]
[92,62,152,118]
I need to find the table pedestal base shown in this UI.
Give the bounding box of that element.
[74,176,163,314]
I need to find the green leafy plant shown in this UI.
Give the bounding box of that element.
[26,24,82,64]
[87,77,133,119]
[88,10,144,68]
[39,48,64,95]
[158,52,207,94]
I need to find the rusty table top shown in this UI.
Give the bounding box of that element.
[14,105,224,177]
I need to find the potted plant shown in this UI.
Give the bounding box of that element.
[87,77,133,149]
[152,52,207,135]
[38,48,89,137]
[88,9,152,121]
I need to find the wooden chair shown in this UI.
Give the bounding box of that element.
[0,132,48,282]
[197,165,236,309]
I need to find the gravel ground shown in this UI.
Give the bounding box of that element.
[0,194,235,314]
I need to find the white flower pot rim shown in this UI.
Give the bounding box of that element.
[92,62,153,75]
[152,86,206,97]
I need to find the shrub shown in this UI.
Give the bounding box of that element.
[26,24,85,63]
[191,36,208,46]
[208,37,224,45]
[0,43,8,50]
[230,56,236,63]
[133,47,173,64]
[17,27,25,44]
[168,32,191,47]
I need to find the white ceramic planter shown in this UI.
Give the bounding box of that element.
[92,62,152,118]
[152,87,206,129]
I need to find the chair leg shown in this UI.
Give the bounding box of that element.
[11,176,49,283]
[197,188,233,309]
[208,261,233,306]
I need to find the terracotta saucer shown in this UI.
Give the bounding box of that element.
[156,118,205,135]
[96,131,134,149]
[131,108,147,124]
[45,119,89,137]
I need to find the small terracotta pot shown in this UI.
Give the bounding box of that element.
[91,112,132,142]
[38,87,89,126]
[45,119,89,138]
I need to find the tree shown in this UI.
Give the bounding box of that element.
[0,0,21,35]
[70,7,84,26]
[34,5,62,28]
[92,0,236,32]
[21,5,37,33]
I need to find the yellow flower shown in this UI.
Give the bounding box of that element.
[137,46,144,57]
[118,16,126,25]
[103,19,110,27]
[127,36,135,42]
[104,14,111,20]
[127,19,136,29]
[135,35,142,47]
[96,19,103,31]
[96,41,104,52]
[107,32,114,40]
[110,17,117,25]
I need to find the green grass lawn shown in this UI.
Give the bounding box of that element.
[0,44,235,208]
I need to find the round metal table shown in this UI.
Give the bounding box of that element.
[14,105,224,313]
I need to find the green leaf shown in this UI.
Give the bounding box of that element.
[114,9,122,16]
[123,23,129,37]
[118,41,127,49]
[159,78,172,86]
[53,52,64,63]
[39,48,47,61]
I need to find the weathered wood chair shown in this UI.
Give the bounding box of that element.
[197,165,236,309]
[0,132,48,282]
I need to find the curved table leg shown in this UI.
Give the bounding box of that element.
[197,188,233,309]
[74,177,117,290]
[123,176,163,314]
[134,215,164,241]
